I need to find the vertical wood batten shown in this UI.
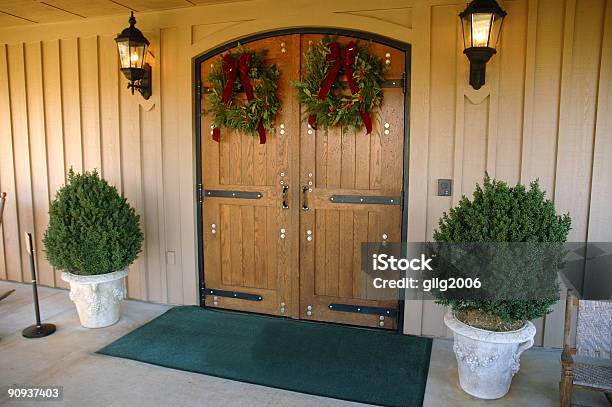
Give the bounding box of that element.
[0,223,4,280]
[427,5,456,242]
[534,0,568,349]
[8,43,35,283]
[452,2,467,209]
[60,38,83,175]
[546,0,605,348]
[404,4,431,336]
[0,45,7,280]
[0,44,22,282]
[160,26,183,304]
[524,0,564,346]
[142,31,168,304]
[421,4,457,338]
[177,25,197,305]
[519,0,538,186]
[587,0,612,243]
[554,0,604,242]
[25,41,54,287]
[98,36,122,189]
[0,200,4,280]
[140,97,160,302]
[483,37,500,180]
[42,39,68,289]
[79,36,101,172]
[138,105,152,302]
[521,0,564,194]
[119,69,145,300]
[495,0,528,185]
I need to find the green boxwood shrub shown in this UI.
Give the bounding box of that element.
[43,169,143,276]
[432,175,571,329]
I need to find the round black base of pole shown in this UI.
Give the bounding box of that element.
[22,323,56,338]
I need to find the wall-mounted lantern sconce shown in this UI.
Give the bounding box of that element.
[115,12,151,99]
[460,0,507,90]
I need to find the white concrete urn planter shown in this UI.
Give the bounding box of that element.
[61,269,128,328]
[444,311,536,399]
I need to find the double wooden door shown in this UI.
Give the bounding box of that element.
[200,33,405,330]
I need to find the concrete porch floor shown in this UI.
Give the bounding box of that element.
[0,281,608,407]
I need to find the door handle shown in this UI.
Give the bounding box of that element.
[282,185,289,209]
[302,186,309,211]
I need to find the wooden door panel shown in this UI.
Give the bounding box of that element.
[203,201,281,314]
[201,34,300,317]
[201,37,295,189]
[298,34,405,330]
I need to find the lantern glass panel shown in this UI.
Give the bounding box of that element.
[117,39,131,69]
[471,13,494,47]
[129,42,147,69]
[489,13,504,50]
[461,17,472,49]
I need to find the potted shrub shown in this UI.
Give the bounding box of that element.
[431,175,571,399]
[43,169,143,328]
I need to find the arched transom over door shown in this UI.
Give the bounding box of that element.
[199,33,406,330]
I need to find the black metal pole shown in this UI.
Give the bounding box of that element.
[22,232,56,338]
[27,233,42,326]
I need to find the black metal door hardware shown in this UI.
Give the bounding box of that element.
[282,185,289,209]
[328,303,398,318]
[202,189,263,199]
[329,195,401,205]
[302,186,310,211]
[205,288,263,302]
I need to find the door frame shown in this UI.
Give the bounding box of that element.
[194,28,412,333]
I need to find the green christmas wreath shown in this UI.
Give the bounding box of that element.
[203,47,281,144]
[292,36,387,134]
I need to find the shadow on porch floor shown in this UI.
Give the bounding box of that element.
[0,281,608,407]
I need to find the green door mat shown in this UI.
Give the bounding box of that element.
[98,306,432,407]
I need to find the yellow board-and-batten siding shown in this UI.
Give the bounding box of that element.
[0,0,610,348]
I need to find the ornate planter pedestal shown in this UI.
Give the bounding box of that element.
[61,269,128,328]
[444,311,536,399]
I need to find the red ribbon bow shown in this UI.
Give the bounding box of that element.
[343,42,372,134]
[308,41,372,135]
[212,52,267,144]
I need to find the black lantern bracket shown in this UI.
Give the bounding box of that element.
[464,47,496,90]
[123,63,152,100]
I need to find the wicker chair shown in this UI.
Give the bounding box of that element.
[561,289,612,406]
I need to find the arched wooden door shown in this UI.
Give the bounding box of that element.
[199,32,407,330]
